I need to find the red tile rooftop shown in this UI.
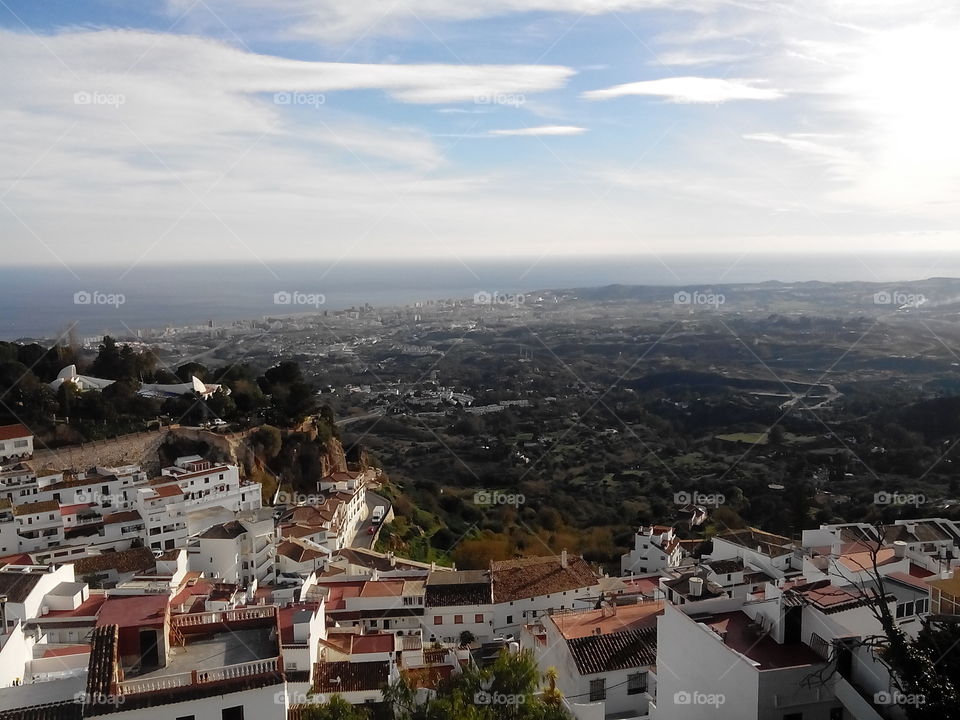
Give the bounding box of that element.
[352,633,395,654]
[909,564,935,578]
[278,603,321,644]
[621,576,663,594]
[42,644,90,657]
[59,503,94,516]
[153,484,184,498]
[0,423,31,441]
[838,547,899,572]
[96,594,168,628]
[43,594,107,619]
[320,582,365,610]
[698,611,824,671]
[887,571,933,592]
[358,580,405,598]
[553,601,664,639]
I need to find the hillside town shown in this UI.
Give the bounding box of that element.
[0,420,957,720]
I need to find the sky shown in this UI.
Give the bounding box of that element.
[1,0,960,271]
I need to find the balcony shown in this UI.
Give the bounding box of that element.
[172,606,276,628]
[118,656,281,695]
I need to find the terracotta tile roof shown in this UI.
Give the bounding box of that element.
[0,704,82,720]
[490,555,599,603]
[102,510,141,525]
[13,500,60,516]
[86,624,120,710]
[0,424,31,441]
[71,547,156,576]
[199,520,246,540]
[425,571,490,606]
[567,626,657,675]
[277,539,326,563]
[313,660,389,693]
[153,484,183,498]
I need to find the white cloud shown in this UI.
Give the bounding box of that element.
[165,0,712,41]
[584,76,784,103]
[488,125,586,136]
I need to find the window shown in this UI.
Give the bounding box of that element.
[589,679,606,702]
[176,716,196,720]
[475,614,483,623]
[627,672,647,695]
[506,615,513,624]
[830,709,844,720]
[454,615,463,624]
[370,620,377,627]
[222,708,244,720]
[434,616,443,625]
[784,714,803,720]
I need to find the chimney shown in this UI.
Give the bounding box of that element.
[689,577,704,598]
[893,541,908,558]
[561,550,568,568]
[906,522,917,536]
[390,553,396,568]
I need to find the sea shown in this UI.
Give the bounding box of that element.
[2,252,959,341]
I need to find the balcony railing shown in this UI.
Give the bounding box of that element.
[117,656,281,695]
[172,605,276,628]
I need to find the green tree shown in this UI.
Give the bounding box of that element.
[297,695,370,719]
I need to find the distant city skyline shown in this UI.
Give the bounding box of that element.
[1,1,959,271]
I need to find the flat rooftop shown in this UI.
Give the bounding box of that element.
[697,611,823,671]
[131,627,276,680]
[553,602,664,640]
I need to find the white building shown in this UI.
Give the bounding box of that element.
[156,457,262,515]
[490,552,602,638]
[0,425,33,464]
[523,601,662,720]
[621,525,683,576]
[193,512,276,585]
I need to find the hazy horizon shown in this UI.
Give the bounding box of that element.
[5,252,960,341]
